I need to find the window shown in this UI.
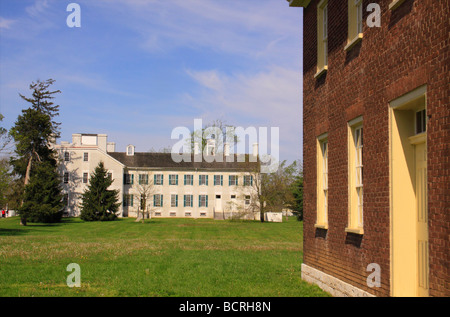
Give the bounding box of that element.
[199,195,208,207]
[170,212,177,217]
[416,109,426,134]
[184,195,193,207]
[63,193,69,207]
[169,174,178,185]
[153,194,163,207]
[154,174,163,185]
[123,194,134,207]
[83,152,88,162]
[124,173,134,185]
[244,175,253,186]
[199,175,208,186]
[184,175,193,186]
[231,195,236,199]
[245,195,251,206]
[200,212,207,217]
[107,172,112,180]
[214,175,223,186]
[185,212,191,217]
[139,174,148,185]
[171,194,178,207]
[345,0,364,51]
[63,172,69,184]
[316,134,328,229]
[83,172,88,184]
[229,175,238,186]
[347,118,364,233]
[64,152,70,162]
[315,0,328,78]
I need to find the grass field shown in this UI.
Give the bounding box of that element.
[0,216,329,297]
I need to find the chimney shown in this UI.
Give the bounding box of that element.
[98,134,107,152]
[72,133,82,146]
[107,142,116,153]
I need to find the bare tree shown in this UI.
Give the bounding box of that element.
[133,174,158,223]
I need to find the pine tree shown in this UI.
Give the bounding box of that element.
[19,161,64,224]
[79,162,120,221]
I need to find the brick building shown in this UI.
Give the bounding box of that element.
[285,0,449,296]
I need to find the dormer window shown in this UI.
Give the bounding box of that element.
[127,145,135,156]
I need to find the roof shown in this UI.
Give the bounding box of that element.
[108,152,260,171]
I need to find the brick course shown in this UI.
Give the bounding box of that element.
[302,0,449,296]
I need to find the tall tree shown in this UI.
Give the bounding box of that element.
[79,162,120,221]
[0,114,11,153]
[9,79,61,186]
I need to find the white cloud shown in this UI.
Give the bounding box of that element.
[0,17,15,30]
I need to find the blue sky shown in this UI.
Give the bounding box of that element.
[0,0,303,163]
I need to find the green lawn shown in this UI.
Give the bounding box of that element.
[0,216,329,297]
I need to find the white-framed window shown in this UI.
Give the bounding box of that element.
[347,117,364,233]
[123,194,133,207]
[200,212,207,217]
[199,195,208,207]
[184,195,193,207]
[171,194,178,208]
[107,172,112,180]
[355,0,363,34]
[184,175,193,186]
[243,175,253,186]
[229,175,238,186]
[139,174,149,185]
[214,175,223,186]
[170,212,177,217]
[199,175,208,186]
[185,212,191,217]
[153,194,163,207]
[124,173,134,185]
[169,174,178,185]
[154,174,163,185]
[316,134,328,228]
[416,109,427,134]
[63,172,69,184]
[64,152,70,162]
[63,193,69,207]
[83,152,88,162]
[245,195,251,206]
[83,172,89,184]
[315,0,329,77]
[323,3,328,67]
[355,126,364,228]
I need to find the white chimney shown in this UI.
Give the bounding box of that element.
[107,142,116,153]
[98,134,107,152]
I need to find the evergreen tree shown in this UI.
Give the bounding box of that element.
[19,161,64,224]
[80,162,120,221]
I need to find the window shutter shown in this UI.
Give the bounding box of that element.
[131,174,134,185]
[176,195,178,207]
[199,195,201,207]
[229,175,231,186]
[123,175,126,185]
[130,195,134,207]
[184,175,186,185]
[161,195,163,206]
[221,175,223,186]
[184,195,186,207]
[176,175,178,185]
[206,175,208,186]
[251,176,253,186]
[206,195,208,207]
[191,195,193,207]
[154,174,156,185]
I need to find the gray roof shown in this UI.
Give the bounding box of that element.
[108,152,260,171]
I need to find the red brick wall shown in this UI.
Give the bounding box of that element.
[302,0,449,296]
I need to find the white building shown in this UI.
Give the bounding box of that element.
[54,133,260,219]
